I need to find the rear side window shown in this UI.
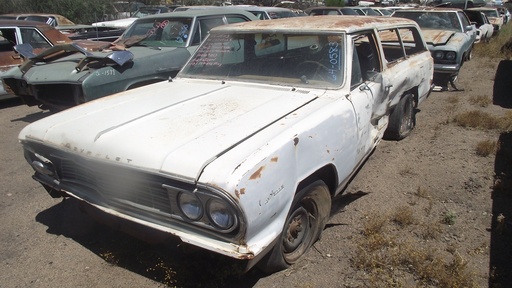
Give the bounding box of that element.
[378,26,426,64]
[19,28,51,49]
[226,15,250,24]
[192,17,225,45]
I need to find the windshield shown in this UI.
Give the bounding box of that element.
[482,10,499,18]
[133,8,165,18]
[394,11,462,31]
[180,32,345,88]
[120,17,193,47]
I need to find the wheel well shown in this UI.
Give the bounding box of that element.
[296,165,337,197]
[405,87,419,107]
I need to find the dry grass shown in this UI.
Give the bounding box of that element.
[469,95,491,107]
[474,23,512,59]
[353,209,479,287]
[476,140,497,157]
[442,211,457,226]
[391,206,415,227]
[453,110,512,131]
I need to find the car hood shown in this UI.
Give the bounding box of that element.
[15,46,184,83]
[20,79,319,180]
[420,29,458,46]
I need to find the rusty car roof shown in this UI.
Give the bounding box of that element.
[209,15,419,33]
[0,19,60,27]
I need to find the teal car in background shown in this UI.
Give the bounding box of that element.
[1,9,257,111]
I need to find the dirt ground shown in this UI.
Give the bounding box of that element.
[1,51,511,287]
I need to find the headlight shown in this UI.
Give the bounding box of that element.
[207,198,235,230]
[445,51,456,60]
[433,51,444,60]
[177,192,203,220]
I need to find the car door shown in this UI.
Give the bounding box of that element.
[348,32,383,156]
[377,26,430,113]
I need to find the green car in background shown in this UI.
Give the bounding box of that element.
[2,9,257,111]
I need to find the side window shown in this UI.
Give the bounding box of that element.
[226,16,249,24]
[397,27,427,56]
[19,28,51,49]
[0,29,17,52]
[378,28,405,64]
[192,17,225,46]
[458,11,471,30]
[353,32,380,83]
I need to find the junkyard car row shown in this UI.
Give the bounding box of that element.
[0,3,508,273]
[2,9,258,111]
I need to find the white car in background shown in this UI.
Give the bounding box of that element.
[465,9,494,43]
[468,7,504,34]
[93,6,172,28]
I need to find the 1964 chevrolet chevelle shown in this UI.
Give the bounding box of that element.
[19,16,433,273]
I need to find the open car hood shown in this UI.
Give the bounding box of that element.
[15,42,133,74]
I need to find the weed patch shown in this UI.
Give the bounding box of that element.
[476,140,497,157]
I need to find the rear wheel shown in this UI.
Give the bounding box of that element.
[257,180,331,274]
[384,93,415,140]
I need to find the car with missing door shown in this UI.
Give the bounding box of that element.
[467,7,504,34]
[18,16,433,273]
[1,9,257,111]
[464,9,494,43]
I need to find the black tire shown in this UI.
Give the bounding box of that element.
[383,93,415,141]
[467,49,473,61]
[257,180,331,274]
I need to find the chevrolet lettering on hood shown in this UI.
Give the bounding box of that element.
[19,16,433,273]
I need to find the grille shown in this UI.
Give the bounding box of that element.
[28,143,242,239]
[56,155,176,216]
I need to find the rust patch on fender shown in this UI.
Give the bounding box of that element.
[271,157,278,162]
[293,137,299,146]
[235,188,246,199]
[249,166,265,180]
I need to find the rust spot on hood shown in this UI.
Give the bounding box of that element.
[249,166,265,180]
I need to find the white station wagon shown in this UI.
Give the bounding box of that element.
[19,16,433,273]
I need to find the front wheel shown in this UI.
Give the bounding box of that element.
[257,180,331,274]
[384,93,415,140]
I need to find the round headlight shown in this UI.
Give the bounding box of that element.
[445,51,456,60]
[207,199,235,230]
[433,51,444,60]
[177,192,203,221]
